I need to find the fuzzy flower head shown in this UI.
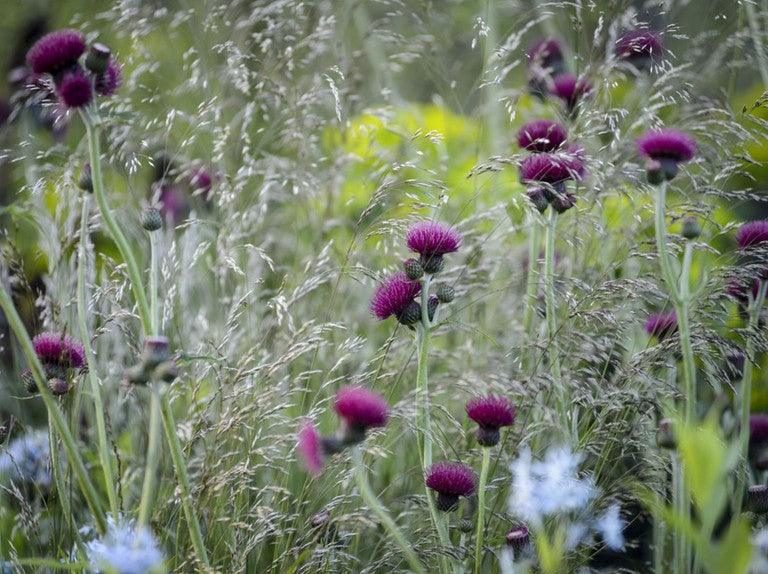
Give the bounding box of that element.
[425,461,477,511]
[517,120,567,153]
[85,518,166,574]
[0,430,51,487]
[736,221,768,249]
[637,129,696,181]
[369,272,421,320]
[519,153,585,187]
[190,166,213,198]
[297,421,325,475]
[551,74,591,111]
[466,395,516,446]
[32,332,86,369]
[57,68,93,109]
[750,414,768,447]
[615,29,663,69]
[406,221,461,258]
[95,57,122,97]
[526,38,564,72]
[26,29,86,76]
[508,446,596,527]
[334,386,389,437]
[645,311,677,340]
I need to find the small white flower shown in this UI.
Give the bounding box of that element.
[85,518,166,574]
[595,504,625,550]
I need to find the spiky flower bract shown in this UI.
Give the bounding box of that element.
[297,421,325,475]
[615,29,663,68]
[334,386,389,432]
[551,73,591,110]
[26,29,86,75]
[645,311,677,340]
[636,129,697,163]
[466,395,516,446]
[0,430,51,487]
[57,68,93,108]
[736,221,768,249]
[517,120,567,153]
[95,57,122,96]
[425,461,477,511]
[85,518,166,574]
[405,221,461,257]
[32,331,86,369]
[369,271,421,320]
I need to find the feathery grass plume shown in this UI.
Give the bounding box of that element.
[644,311,678,340]
[636,129,697,181]
[425,461,477,511]
[517,120,568,153]
[465,395,515,446]
[0,430,51,487]
[85,518,166,574]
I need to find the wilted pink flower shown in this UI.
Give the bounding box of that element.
[95,57,122,96]
[32,332,86,369]
[298,421,325,475]
[551,73,591,111]
[369,272,421,320]
[406,221,461,257]
[334,386,389,432]
[425,461,477,511]
[466,395,516,446]
[736,221,768,249]
[615,29,663,68]
[517,120,567,153]
[644,311,677,340]
[57,68,92,108]
[26,30,86,75]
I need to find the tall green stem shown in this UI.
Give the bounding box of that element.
[81,111,152,334]
[159,391,210,568]
[137,386,162,527]
[473,448,491,574]
[49,425,87,557]
[677,244,696,423]
[0,285,107,534]
[544,209,560,380]
[352,447,426,574]
[522,221,541,371]
[77,195,120,520]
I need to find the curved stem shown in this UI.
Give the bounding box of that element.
[0,285,107,534]
[159,390,210,568]
[137,385,162,527]
[544,209,560,380]
[149,232,160,334]
[522,221,541,371]
[77,195,120,520]
[473,448,491,574]
[81,111,152,334]
[352,447,426,574]
[653,182,680,304]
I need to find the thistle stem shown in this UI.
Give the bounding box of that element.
[352,447,426,574]
[49,425,87,557]
[137,385,162,527]
[522,220,541,371]
[473,448,491,574]
[77,195,120,520]
[159,390,210,568]
[81,110,152,334]
[544,209,561,380]
[0,285,107,534]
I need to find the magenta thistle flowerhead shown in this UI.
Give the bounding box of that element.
[298,422,325,475]
[519,153,584,202]
[57,68,93,109]
[26,29,86,76]
[406,221,461,274]
[334,386,389,443]
[615,29,663,70]
[95,57,122,97]
[645,311,677,340]
[466,395,516,446]
[517,120,567,153]
[505,525,530,551]
[526,38,565,73]
[736,221,768,249]
[636,129,696,181]
[425,461,477,511]
[726,277,763,306]
[750,415,768,446]
[32,332,86,369]
[190,166,213,198]
[370,272,421,322]
[551,74,591,112]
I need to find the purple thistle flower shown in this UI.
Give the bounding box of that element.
[645,311,677,340]
[517,120,568,153]
[466,395,516,446]
[726,277,763,305]
[505,525,530,551]
[26,29,86,76]
[406,221,462,257]
[334,386,389,434]
[297,421,325,475]
[425,461,477,511]
[526,38,564,71]
[637,129,696,181]
[736,221,768,249]
[157,184,189,224]
[370,272,422,320]
[95,57,122,97]
[190,166,214,199]
[551,74,591,111]
[57,68,93,109]
[751,415,768,447]
[32,332,86,369]
[519,153,585,187]
[615,29,663,69]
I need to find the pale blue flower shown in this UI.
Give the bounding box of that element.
[595,504,625,550]
[85,518,166,574]
[0,430,51,487]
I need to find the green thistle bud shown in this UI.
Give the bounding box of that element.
[748,485,768,513]
[78,163,93,192]
[436,284,455,303]
[85,43,111,75]
[645,159,664,185]
[141,207,163,232]
[403,258,423,281]
[48,377,70,396]
[396,300,422,326]
[428,295,439,322]
[421,254,445,275]
[681,217,700,240]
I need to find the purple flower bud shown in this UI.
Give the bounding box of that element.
[551,192,577,214]
[32,332,86,369]
[736,221,768,249]
[526,38,564,71]
[425,461,477,511]
[645,311,677,340]
[57,68,93,109]
[748,484,768,513]
[517,120,567,153]
[369,272,422,320]
[551,74,591,111]
[505,525,530,551]
[26,30,86,76]
[615,29,663,70]
[519,153,585,187]
[750,414,768,447]
[466,395,516,447]
[95,57,122,97]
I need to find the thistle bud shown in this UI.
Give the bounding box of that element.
[436,284,455,304]
[21,369,38,394]
[458,519,473,533]
[748,484,768,513]
[78,163,93,192]
[396,300,422,326]
[124,364,150,386]
[427,295,439,322]
[656,418,676,450]
[420,254,445,275]
[141,336,170,369]
[527,188,549,214]
[551,192,576,214]
[85,43,111,75]
[645,159,664,185]
[505,525,530,551]
[403,258,424,281]
[141,207,163,232]
[681,217,700,240]
[48,377,70,396]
